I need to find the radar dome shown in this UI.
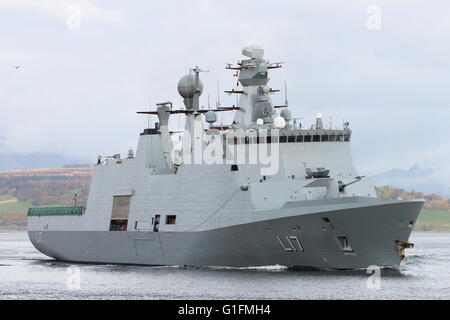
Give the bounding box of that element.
[273,116,286,129]
[177,74,203,99]
[280,109,292,121]
[205,110,217,124]
[256,118,264,126]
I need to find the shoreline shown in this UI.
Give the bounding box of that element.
[413,230,450,233]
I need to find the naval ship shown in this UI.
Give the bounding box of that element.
[27,46,424,270]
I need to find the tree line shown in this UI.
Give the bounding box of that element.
[0,174,91,206]
[375,186,450,211]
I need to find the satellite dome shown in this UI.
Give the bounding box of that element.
[273,116,286,129]
[205,110,217,124]
[177,74,203,99]
[280,109,292,121]
[256,118,264,126]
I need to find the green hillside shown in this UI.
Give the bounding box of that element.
[0,201,32,215]
[414,209,450,231]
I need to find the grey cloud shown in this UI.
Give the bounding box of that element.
[0,0,449,189]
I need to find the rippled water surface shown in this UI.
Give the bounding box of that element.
[0,232,449,299]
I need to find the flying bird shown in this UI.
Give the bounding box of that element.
[11,65,21,70]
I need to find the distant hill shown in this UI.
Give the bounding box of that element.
[0,152,89,170]
[371,164,450,198]
[0,167,92,231]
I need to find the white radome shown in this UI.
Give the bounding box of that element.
[273,116,286,129]
[256,118,264,126]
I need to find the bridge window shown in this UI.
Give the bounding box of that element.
[313,135,320,142]
[321,135,329,142]
[304,135,312,142]
[280,135,287,143]
[329,135,336,141]
[296,135,303,142]
[288,135,296,142]
[337,135,344,142]
[344,134,351,142]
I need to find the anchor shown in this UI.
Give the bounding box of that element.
[395,240,414,260]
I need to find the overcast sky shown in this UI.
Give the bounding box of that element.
[1,0,449,184]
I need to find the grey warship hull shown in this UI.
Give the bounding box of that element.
[27,46,425,270]
[28,197,423,269]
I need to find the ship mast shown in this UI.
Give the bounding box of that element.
[226,45,285,128]
[137,67,238,167]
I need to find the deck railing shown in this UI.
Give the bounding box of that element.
[27,206,85,217]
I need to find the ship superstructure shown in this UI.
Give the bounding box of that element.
[27,46,423,269]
